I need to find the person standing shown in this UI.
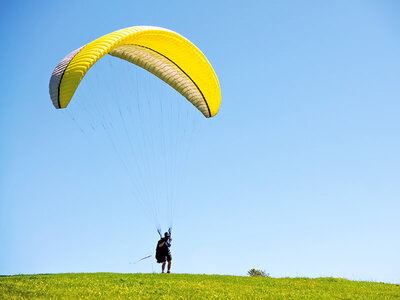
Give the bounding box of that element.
[156,232,172,273]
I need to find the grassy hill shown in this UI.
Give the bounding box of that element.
[1,273,398,299]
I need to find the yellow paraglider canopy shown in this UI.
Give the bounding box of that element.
[49,26,221,117]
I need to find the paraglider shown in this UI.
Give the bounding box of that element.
[49,26,221,260]
[49,26,221,117]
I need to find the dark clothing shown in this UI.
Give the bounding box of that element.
[156,238,172,263]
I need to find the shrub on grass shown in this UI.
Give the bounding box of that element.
[247,269,270,277]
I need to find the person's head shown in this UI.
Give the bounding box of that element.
[164,232,170,239]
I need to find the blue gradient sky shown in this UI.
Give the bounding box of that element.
[1,0,400,283]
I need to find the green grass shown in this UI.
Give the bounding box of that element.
[0,273,399,299]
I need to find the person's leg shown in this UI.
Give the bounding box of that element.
[161,261,166,273]
[167,260,171,273]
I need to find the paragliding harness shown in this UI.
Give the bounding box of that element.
[156,228,172,263]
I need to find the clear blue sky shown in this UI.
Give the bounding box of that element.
[1,0,400,283]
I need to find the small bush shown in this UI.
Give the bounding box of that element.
[247,269,270,277]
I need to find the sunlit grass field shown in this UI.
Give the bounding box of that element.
[1,273,399,299]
